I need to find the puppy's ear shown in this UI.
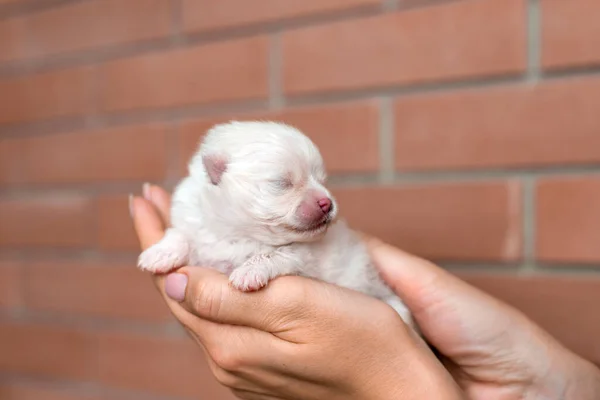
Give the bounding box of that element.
[202,154,228,185]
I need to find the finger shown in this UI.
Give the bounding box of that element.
[231,389,286,400]
[364,235,490,311]
[131,196,167,250]
[176,304,286,373]
[135,188,284,376]
[144,183,172,226]
[163,266,314,333]
[141,184,174,290]
[153,270,284,360]
[363,236,520,346]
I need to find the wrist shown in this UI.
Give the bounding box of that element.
[366,340,464,400]
[531,344,600,400]
[562,355,600,400]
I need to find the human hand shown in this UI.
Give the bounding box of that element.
[130,184,464,400]
[363,234,600,400]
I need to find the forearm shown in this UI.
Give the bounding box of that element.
[365,344,465,400]
[532,344,600,400]
[563,356,600,400]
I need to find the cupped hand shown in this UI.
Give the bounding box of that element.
[131,184,600,400]
[130,184,464,400]
[361,232,600,400]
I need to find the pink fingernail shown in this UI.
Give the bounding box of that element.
[128,194,134,218]
[165,273,188,302]
[143,182,152,201]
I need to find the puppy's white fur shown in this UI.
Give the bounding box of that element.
[138,121,415,329]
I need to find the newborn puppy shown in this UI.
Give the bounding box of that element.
[138,121,416,329]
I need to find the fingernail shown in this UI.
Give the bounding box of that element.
[128,194,134,218]
[143,182,152,202]
[165,273,188,302]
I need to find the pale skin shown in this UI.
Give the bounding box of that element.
[131,184,600,400]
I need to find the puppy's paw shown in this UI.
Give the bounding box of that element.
[137,243,188,274]
[229,265,271,292]
[385,296,418,332]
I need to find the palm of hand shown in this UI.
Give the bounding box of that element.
[391,262,560,400]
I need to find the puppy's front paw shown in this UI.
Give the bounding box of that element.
[137,244,187,274]
[229,264,271,292]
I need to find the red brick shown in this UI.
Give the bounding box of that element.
[0,196,93,248]
[183,0,380,32]
[394,77,600,171]
[0,262,22,309]
[0,0,171,62]
[274,102,381,174]
[23,124,169,184]
[178,120,208,174]
[0,384,98,400]
[541,0,600,69]
[282,0,526,94]
[24,261,172,322]
[333,181,522,261]
[178,101,380,175]
[0,138,25,184]
[0,322,97,380]
[98,333,235,399]
[97,195,140,252]
[0,17,27,63]
[100,37,269,112]
[0,66,94,124]
[536,177,600,263]
[459,273,600,364]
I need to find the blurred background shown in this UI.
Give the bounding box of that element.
[1,0,599,398]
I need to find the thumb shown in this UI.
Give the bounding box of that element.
[363,235,464,314]
[163,266,313,333]
[363,236,516,345]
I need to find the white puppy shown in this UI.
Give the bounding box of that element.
[138,121,416,329]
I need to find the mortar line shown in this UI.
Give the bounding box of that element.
[378,97,395,184]
[446,263,600,276]
[14,261,28,320]
[398,0,465,11]
[164,122,182,184]
[0,376,104,399]
[0,4,382,79]
[169,0,185,45]
[89,194,102,260]
[519,177,537,275]
[0,99,269,138]
[4,65,600,139]
[391,168,600,184]
[526,0,541,83]
[0,309,185,339]
[286,73,529,107]
[382,0,400,12]
[3,166,600,202]
[268,33,285,110]
[327,168,600,188]
[0,0,94,20]
[0,37,176,79]
[4,167,600,199]
[0,374,193,400]
[0,246,138,264]
[444,264,521,275]
[535,263,600,275]
[84,63,103,130]
[1,74,526,138]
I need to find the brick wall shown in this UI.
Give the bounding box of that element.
[1,0,599,398]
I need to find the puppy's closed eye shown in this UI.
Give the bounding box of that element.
[271,178,293,191]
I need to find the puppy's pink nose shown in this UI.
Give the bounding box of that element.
[318,197,332,214]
